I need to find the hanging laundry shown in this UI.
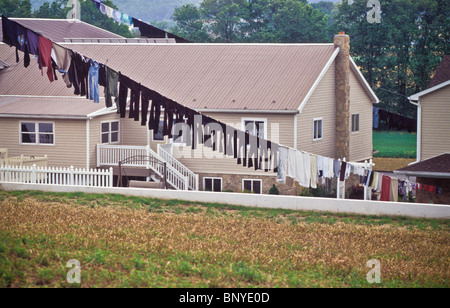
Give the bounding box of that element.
[333,160,341,179]
[339,161,347,182]
[38,35,54,82]
[1,16,30,67]
[380,175,391,201]
[277,146,288,184]
[310,155,318,189]
[389,177,399,202]
[52,44,72,87]
[88,59,100,103]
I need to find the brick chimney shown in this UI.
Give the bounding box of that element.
[334,33,350,160]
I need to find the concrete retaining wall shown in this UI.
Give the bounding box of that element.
[1,183,449,220]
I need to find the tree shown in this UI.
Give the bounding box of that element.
[171,0,329,43]
[171,3,210,42]
[0,0,32,17]
[332,0,450,118]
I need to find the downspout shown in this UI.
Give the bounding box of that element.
[408,98,421,162]
[86,117,91,170]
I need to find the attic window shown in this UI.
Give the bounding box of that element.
[351,114,360,133]
[313,118,323,141]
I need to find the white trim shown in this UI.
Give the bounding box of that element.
[241,118,268,140]
[61,42,336,47]
[409,80,450,101]
[293,113,298,149]
[195,108,299,114]
[19,121,55,146]
[242,178,263,194]
[203,177,223,192]
[313,117,323,142]
[86,119,90,170]
[349,57,380,104]
[298,47,340,113]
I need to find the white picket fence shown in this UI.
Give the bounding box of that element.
[0,164,114,187]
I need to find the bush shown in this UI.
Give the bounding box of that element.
[269,184,280,195]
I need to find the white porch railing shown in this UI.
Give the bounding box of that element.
[97,144,190,190]
[0,164,113,187]
[158,144,199,191]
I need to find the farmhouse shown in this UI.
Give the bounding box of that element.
[0,19,379,194]
[393,55,450,204]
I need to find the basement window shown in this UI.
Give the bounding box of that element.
[204,177,222,192]
[20,122,54,145]
[242,179,262,194]
[313,118,323,141]
[352,114,360,132]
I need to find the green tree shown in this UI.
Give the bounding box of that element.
[171,3,210,42]
[332,0,449,118]
[171,0,329,43]
[0,0,32,17]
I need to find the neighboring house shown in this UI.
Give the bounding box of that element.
[393,56,450,204]
[394,153,450,205]
[0,25,379,193]
[408,56,450,162]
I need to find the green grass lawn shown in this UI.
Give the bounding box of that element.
[0,190,448,288]
[373,130,417,158]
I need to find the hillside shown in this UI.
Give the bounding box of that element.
[31,0,203,22]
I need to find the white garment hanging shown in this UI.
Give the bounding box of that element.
[310,155,318,189]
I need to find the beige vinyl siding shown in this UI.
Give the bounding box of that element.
[297,63,336,158]
[120,117,149,147]
[172,112,295,175]
[420,85,450,161]
[89,113,121,169]
[0,118,86,168]
[349,69,373,162]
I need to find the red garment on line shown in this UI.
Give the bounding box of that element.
[38,35,53,82]
[380,175,391,201]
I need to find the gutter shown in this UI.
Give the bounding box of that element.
[0,114,91,120]
[407,97,421,162]
[393,170,450,179]
[195,109,300,114]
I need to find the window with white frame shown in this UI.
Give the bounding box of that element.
[20,122,54,145]
[351,114,360,132]
[203,177,222,192]
[101,121,120,144]
[242,179,262,194]
[243,119,266,139]
[313,118,323,141]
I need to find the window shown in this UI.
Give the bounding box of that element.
[101,121,120,144]
[313,118,323,141]
[352,114,360,132]
[203,177,222,192]
[242,179,262,194]
[20,122,54,145]
[243,119,266,139]
[153,120,164,141]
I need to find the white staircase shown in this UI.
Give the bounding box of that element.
[97,144,198,191]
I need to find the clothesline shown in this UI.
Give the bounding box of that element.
[90,0,191,43]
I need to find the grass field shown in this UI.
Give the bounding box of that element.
[373,131,417,158]
[0,190,448,288]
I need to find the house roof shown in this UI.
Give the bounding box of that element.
[409,80,450,101]
[0,18,123,42]
[394,153,450,178]
[428,55,450,88]
[0,96,109,119]
[0,42,378,112]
